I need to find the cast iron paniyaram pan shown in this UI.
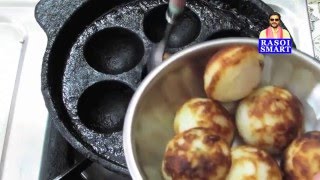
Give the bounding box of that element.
[35,0,293,176]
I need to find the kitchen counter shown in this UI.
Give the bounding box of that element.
[308,0,320,60]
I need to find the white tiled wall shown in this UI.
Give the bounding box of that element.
[308,0,320,60]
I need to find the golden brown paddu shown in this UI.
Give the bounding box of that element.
[284,131,320,180]
[204,45,264,102]
[174,98,235,144]
[236,86,304,154]
[226,146,282,180]
[162,128,231,180]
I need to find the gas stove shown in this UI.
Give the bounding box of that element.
[0,0,315,180]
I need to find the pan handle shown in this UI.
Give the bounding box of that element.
[34,0,131,39]
[34,0,83,37]
[53,158,93,180]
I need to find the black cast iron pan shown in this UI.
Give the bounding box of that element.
[35,0,293,176]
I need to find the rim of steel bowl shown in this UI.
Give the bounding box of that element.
[123,37,320,180]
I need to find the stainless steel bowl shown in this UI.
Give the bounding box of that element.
[123,38,320,180]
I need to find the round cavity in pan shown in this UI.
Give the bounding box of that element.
[83,27,144,75]
[77,80,134,134]
[143,4,201,48]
